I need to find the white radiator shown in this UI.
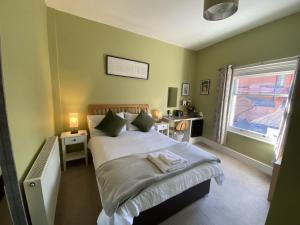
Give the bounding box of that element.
[24,136,61,225]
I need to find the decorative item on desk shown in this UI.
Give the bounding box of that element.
[186,105,200,117]
[187,105,195,114]
[152,109,163,122]
[182,99,192,106]
[167,110,171,117]
[173,110,183,117]
[69,113,79,134]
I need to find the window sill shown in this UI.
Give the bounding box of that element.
[227,128,275,146]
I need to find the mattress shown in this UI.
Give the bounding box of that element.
[88,130,224,225]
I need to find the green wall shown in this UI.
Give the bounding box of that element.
[47,8,196,133]
[0,0,55,179]
[192,12,300,165]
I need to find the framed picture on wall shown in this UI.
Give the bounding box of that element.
[200,79,210,95]
[106,55,149,80]
[181,83,190,96]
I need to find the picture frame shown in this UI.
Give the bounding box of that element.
[181,83,190,96]
[106,55,149,80]
[200,79,210,95]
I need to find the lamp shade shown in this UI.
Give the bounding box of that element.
[69,113,79,128]
[152,109,163,121]
[204,0,239,21]
[167,87,178,107]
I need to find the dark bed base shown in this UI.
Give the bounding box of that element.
[0,175,4,201]
[133,179,211,225]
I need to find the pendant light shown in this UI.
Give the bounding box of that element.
[203,0,239,21]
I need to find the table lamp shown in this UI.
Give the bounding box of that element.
[69,113,79,134]
[152,109,162,122]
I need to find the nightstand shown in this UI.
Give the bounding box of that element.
[154,122,169,136]
[60,130,88,171]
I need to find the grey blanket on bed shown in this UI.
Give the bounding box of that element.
[96,142,220,217]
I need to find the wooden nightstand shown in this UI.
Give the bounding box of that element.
[154,122,169,136]
[60,130,88,171]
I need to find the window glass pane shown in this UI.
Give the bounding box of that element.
[231,96,287,138]
[229,64,296,143]
[236,73,294,95]
[275,74,294,94]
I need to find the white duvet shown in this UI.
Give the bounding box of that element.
[88,130,224,225]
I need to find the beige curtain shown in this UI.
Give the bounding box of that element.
[213,65,233,144]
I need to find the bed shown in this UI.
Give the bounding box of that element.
[87,104,224,225]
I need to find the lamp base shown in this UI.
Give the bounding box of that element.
[70,130,78,134]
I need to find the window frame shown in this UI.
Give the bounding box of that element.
[227,69,295,145]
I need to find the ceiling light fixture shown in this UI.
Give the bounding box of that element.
[203,0,239,21]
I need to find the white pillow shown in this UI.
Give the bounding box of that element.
[124,112,153,131]
[124,113,138,131]
[87,112,125,137]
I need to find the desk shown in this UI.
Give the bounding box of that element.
[163,116,203,142]
[154,122,169,136]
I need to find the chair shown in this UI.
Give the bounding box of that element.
[172,120,189,142]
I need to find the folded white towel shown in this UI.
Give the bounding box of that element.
[148,152,187,173]
[159,150,187,166]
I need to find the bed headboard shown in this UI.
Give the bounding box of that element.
[88,104,150,115]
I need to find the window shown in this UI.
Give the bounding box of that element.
[228,60,297,144]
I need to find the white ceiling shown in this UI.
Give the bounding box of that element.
[45,0,300,50]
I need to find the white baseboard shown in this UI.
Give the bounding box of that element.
[189,137,204,144]
[191,136,273,176]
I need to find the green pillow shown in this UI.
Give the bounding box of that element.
[131,110,154,132]
[95,110,113,130]
[95,110,126,137]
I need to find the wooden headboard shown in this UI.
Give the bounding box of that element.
[88,104,150,115]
